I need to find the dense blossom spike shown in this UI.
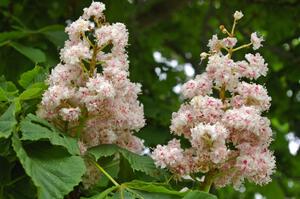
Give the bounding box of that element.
[37,2,145,188]
[152,11,275,190]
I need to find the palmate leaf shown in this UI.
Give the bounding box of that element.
[88,144,160,177]
[0,103,17,139]
[20,114,80,155]
[126,181,217,199]
[12,133,86,199]
[85,180,217,199]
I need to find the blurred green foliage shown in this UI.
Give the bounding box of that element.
[0,0,300,198]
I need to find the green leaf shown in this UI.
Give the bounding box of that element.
[88,145,160,177]
[182,191,217,199]
[81,186,118,199]
[38,25,67,47]
[126,180,185,197]
[0,31,29,43]
[18,65,47,89]
[88,144,119,159]
[119,149,160,177]
[0,76,19,101]
[111,189,135,199]
[14,97,22,113]
[12,134,86,199]
[97,157,120,188]
[125,181,216,199]
[20,114,80,155]
[132,191,181,199]
[0,103,17,139]
[0,88,9,102]
[0,76,18,92]
[10,42,46,63]
[19,87,44,100]
[84,180,217,199]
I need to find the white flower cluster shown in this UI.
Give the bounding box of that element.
[37,2,145,188]
[152,11,275,190]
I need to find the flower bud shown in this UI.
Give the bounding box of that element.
[233,11,244,20]
[200,52,208,60]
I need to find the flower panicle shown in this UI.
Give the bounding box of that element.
[152,10,275,191]
[37,2,146,188]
